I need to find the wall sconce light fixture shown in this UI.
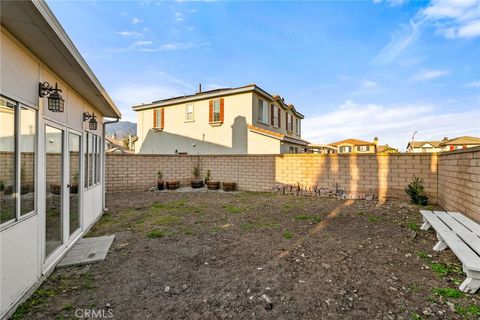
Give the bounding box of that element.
[83,112,97,130]
[39,82,64,112]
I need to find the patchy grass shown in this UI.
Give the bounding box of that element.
[406,220,420,231]
[147,230,166,238]
[409,312,421,320]
[156,215,182,225]
[240,218,279,231]
[432,287,464,299]
[10,288,56,320]
[293,214,321,223]
[283,230,293,239]
[416,251,463,278]
[456,304,480,317]
[223,205,245,214]
[367,215,380,223]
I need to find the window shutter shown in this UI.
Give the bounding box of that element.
[278,108,281,128]
[153,109,157,128]
[270,105,274,125]
[209,100,213,122]
[286,112,288,130]
[220,98,224,122]
[161,108,165,128]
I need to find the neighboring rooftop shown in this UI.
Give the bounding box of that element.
[407,141,442,148]
[440,136,480,146]
[132,84,304,119]
[329,138,376,146]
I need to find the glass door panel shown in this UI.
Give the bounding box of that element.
[45,125,63,257]
[68,133,81,236]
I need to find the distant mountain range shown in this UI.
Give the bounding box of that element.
[105,121,137,138]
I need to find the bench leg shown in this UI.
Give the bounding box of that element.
[433,236,448,251]
[420,220,431,231]
[459,278,480,293]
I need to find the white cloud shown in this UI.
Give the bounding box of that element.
[421,0,480,39]
[374,20,421,64]
[462,80,480,88]
[375,0,480,63]
[302,100,480,150]
[175,12,184,22]
[360,79,379,88]
[373,0,408,7]
[132,18,143,24]
[117,31,143,37]
[132,40,153,46]
[411,69,450,81]
[110,73,195,122]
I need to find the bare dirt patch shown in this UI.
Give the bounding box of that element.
[12,192,480,319]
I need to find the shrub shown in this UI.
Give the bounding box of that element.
[405,176,428,205]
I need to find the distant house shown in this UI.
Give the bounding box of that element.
[133,84,308,154]
[105,134,137,154]
[306,144,337,154]
[329,138,378,154]
[406,141,442,153]
[440,136,480,151]
[377,144,399,153]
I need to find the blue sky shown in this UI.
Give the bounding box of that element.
[47,0,480,149]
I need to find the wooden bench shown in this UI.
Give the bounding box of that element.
[420,210,480,293]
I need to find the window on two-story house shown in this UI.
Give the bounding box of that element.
[286,113,293,132]
[153,108,164,129]
[213,99,221,121]
[358,145,370,152]
[209,98,224,124]
[295,118,301,135]
[340,146,352,153]
[258,98,268,123]
[185,103,194,121]
[271,105,280,127]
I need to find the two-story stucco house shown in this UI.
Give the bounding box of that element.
[329,138,378,154]
[133,84,308,154]
[0,1,121,318]
[406,141,442,153]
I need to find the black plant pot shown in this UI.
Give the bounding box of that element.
[157,180,164,190]
[191,180,204,188]
[417,195,428,206]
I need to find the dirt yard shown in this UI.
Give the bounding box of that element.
[12,191,480,319]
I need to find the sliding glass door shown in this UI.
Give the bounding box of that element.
[68,133,81,238]
[45,125,63,257]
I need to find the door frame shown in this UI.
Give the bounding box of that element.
[42,121,66,269]
[66,129,83,243]
[42,122,84,272]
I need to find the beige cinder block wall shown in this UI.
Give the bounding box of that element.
[438,147,480,221]
[106,149,480,221]
[106,153,438,201]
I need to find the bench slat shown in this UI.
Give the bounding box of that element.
[421,211,480,271]
[435,211,480,256]
[448,212,480,237]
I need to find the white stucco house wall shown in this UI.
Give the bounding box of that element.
[134,84,308,155]
[0,1,121,318]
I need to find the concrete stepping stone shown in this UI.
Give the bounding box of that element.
[57,235,115,267]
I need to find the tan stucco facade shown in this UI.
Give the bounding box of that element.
[135,88,306,154]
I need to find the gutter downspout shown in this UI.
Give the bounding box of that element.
[102,118,119,212]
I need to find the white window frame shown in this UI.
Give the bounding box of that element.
[155,108,163,128]
[358,145,370,152]
[185,103,194,122]
[273,105,279,127]
[295,118,301,135]
[258,98,268,124]
[340,146,352,153]
[0,96,38,229]
[213,99,221,122]
[287,113,292,131]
